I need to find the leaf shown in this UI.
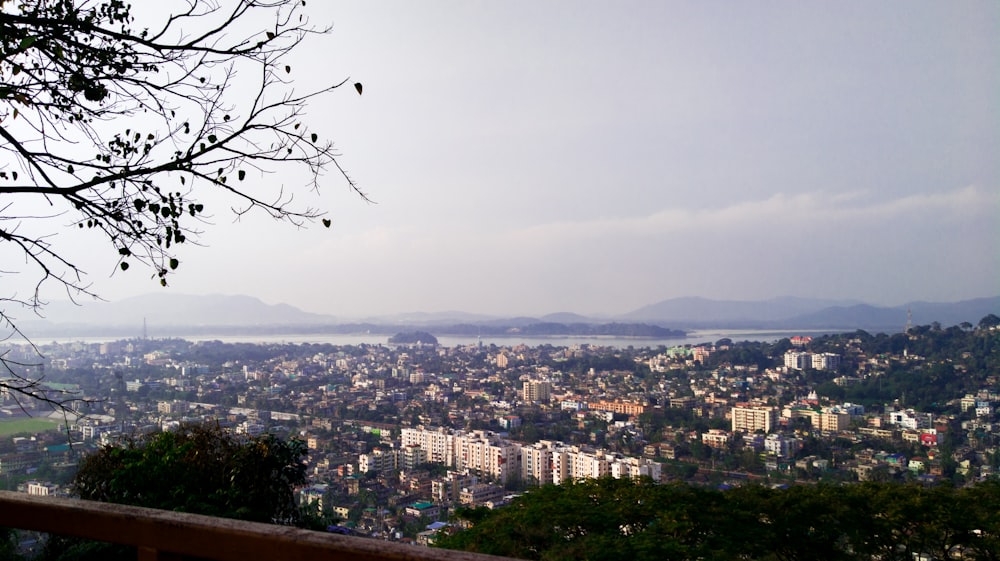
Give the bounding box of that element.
[285,65,291,73]
[19,36,36,50]
[120,262,130,271]
[169,258,179,270]
[207,134,217,143]
[322,218,331,228]
[238,170,246,181]
[310,133,318,143]
[266,31,275,40]
[118,247,131,256]
[67,164,75,174]
[354,82,363,95]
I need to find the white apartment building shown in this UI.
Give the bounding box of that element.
[887,409,933,430]
[811,352,842,371]
[764,434,802,458]
[401,427,458,466]
[784,351,811,370]
[731,405,778,433]
[359,448,399,475]
[521,441,555,485]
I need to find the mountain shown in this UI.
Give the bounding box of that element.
[623,296,999,331]
[16,293,998,338]
[23,293,336,331]
[786,296,1000,331]
[540,312,599,323]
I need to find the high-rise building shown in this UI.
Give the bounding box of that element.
[522,380,552,403]
[731,404,777,433]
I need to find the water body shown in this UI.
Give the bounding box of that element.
[50,328,845,349]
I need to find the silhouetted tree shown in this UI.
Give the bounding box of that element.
[0,0,366,408]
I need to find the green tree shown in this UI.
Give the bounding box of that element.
[72,423,308,523]
[39,423,310,560]
[0,0,366,408]
[979,314,1000,331]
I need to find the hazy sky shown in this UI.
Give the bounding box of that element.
[23,2,1000,318]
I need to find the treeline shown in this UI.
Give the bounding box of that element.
[813,319,1000,411]
[436,477,1000,561]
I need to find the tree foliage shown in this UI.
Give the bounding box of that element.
[0,0,365,408]
[35,423,309,560]
[72,422,308,524]
[437,477,1000,561]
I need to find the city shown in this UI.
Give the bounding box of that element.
[3,314,998,548]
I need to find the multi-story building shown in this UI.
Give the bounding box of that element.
[701,429,731,449]
[764,434,802,458]
[731,404,777,433]
[817,409,851,432]
[811,352,841,371]
[359,448,399,475]
[522,380,552,403]
[783,351,811,370]
[521,441,555,485]
[459,483,506,507]
[587,400,646,416]
[401,427,458,466]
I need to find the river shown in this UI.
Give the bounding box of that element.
[38,328,850,349]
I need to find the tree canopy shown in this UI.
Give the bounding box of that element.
[34,423,310,560]
[72,423,308,523]
[0,0,364,407]
[437,477,1000,561]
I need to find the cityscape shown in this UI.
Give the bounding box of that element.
[3,312,999,551]
[0,0,997,559]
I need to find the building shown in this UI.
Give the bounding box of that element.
[521,441,555,485]
[783,351,811,370]
[731,405,777,434]
[587,400,647,416]
[359,448,399,475]
[701,429,731,449]
[811,352,841,371]
[459,483,505,507]
[522,380,552,403]
[764,434,802,458]
[404,501,440,520]
[401,427,458,466]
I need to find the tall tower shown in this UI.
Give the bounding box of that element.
[904,308,912,334]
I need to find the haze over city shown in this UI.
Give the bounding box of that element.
[25,1,1000,318]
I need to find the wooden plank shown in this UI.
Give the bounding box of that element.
[0,491,512,561]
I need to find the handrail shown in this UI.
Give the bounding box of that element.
[0,491,513,561]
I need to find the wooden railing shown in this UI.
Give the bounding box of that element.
[0,491,514,561]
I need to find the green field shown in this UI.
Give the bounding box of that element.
[0,418,61,437]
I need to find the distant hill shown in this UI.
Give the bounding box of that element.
[625,296,999,332]
[17,293,998,339]
[541,312,599,323]
[22,293,337,332]
[786,297,1000,331]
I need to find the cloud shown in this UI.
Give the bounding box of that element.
[501,185,996,247]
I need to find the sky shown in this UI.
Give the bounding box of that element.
[12,1,1000,319]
